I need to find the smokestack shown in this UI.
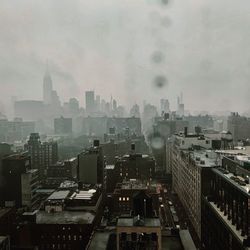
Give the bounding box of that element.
[184,127,188,137]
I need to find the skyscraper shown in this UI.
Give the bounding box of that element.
[160,99,170,114]
[85,91,95,115]
[95,95,101,113]
[43,68,53,105]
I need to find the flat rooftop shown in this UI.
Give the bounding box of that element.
[117,217,161,228]
[88,231,112,250]
[70,189,97,200]
[36,211,95,224]
[26,169,38,174]
[179,230,196,250]
[189,150,217,168]
[162,236,184,250]
[216,146,250,156]
[0,208,12,218]
[105,164,115,170]
[121,182,149,190]
[47,190,70,200]
[88,232,184,250]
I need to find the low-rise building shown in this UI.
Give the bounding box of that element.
[33,184,103,250]
[117,216,162,250]
[44,158,77,188]
[112,180,158,215]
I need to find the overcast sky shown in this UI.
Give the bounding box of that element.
[0,0,250,115]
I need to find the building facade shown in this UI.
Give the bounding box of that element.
[25,133,58,179]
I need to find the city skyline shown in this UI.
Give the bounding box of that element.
[0,0,250,115]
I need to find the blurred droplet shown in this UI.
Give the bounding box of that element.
[161,0,169,5]
[151,136,164,149]
[153,75,168,89]
[151,51,164,64]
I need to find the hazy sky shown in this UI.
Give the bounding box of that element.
[0,0,250,114]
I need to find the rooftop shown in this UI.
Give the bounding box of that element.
[70,189,97,200]
[88,231,112,250]
[214,168,250,195]
[120,182,149,190]
[26,169,38,174]
[179,230,196,250]
[3,153,29,160]
[117,217,161,228]
[106,164,115,170]
[66,157,77,162]
[162,235,184,250]
[47,190,70,200]
[59,180,78,189]
[36,210,95,224]
[0,208,12,218]
[190,150,217,168]
[215,146,250,156]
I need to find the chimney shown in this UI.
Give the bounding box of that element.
[184,127,188,137]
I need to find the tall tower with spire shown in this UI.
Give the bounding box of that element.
[43,63,53,105]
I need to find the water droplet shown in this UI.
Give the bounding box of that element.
[153,75,168,89]
[161,0,170,6]
[151,136,165,149]
[151,51,165,64]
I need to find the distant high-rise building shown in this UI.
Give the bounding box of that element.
[160,99,170,114]
[25,133,58,178]
[130,104,140,118]
[43,68,53,105]
[95,95,101,112]
[68,98,79,113]
[85,91,95,115]
[113,99,117,111]
[227,112,250,142]
[51,90,60,107]
[177,93,185,117]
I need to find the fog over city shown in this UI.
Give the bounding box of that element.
[1,1,250,250]
[1,0,250,115]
